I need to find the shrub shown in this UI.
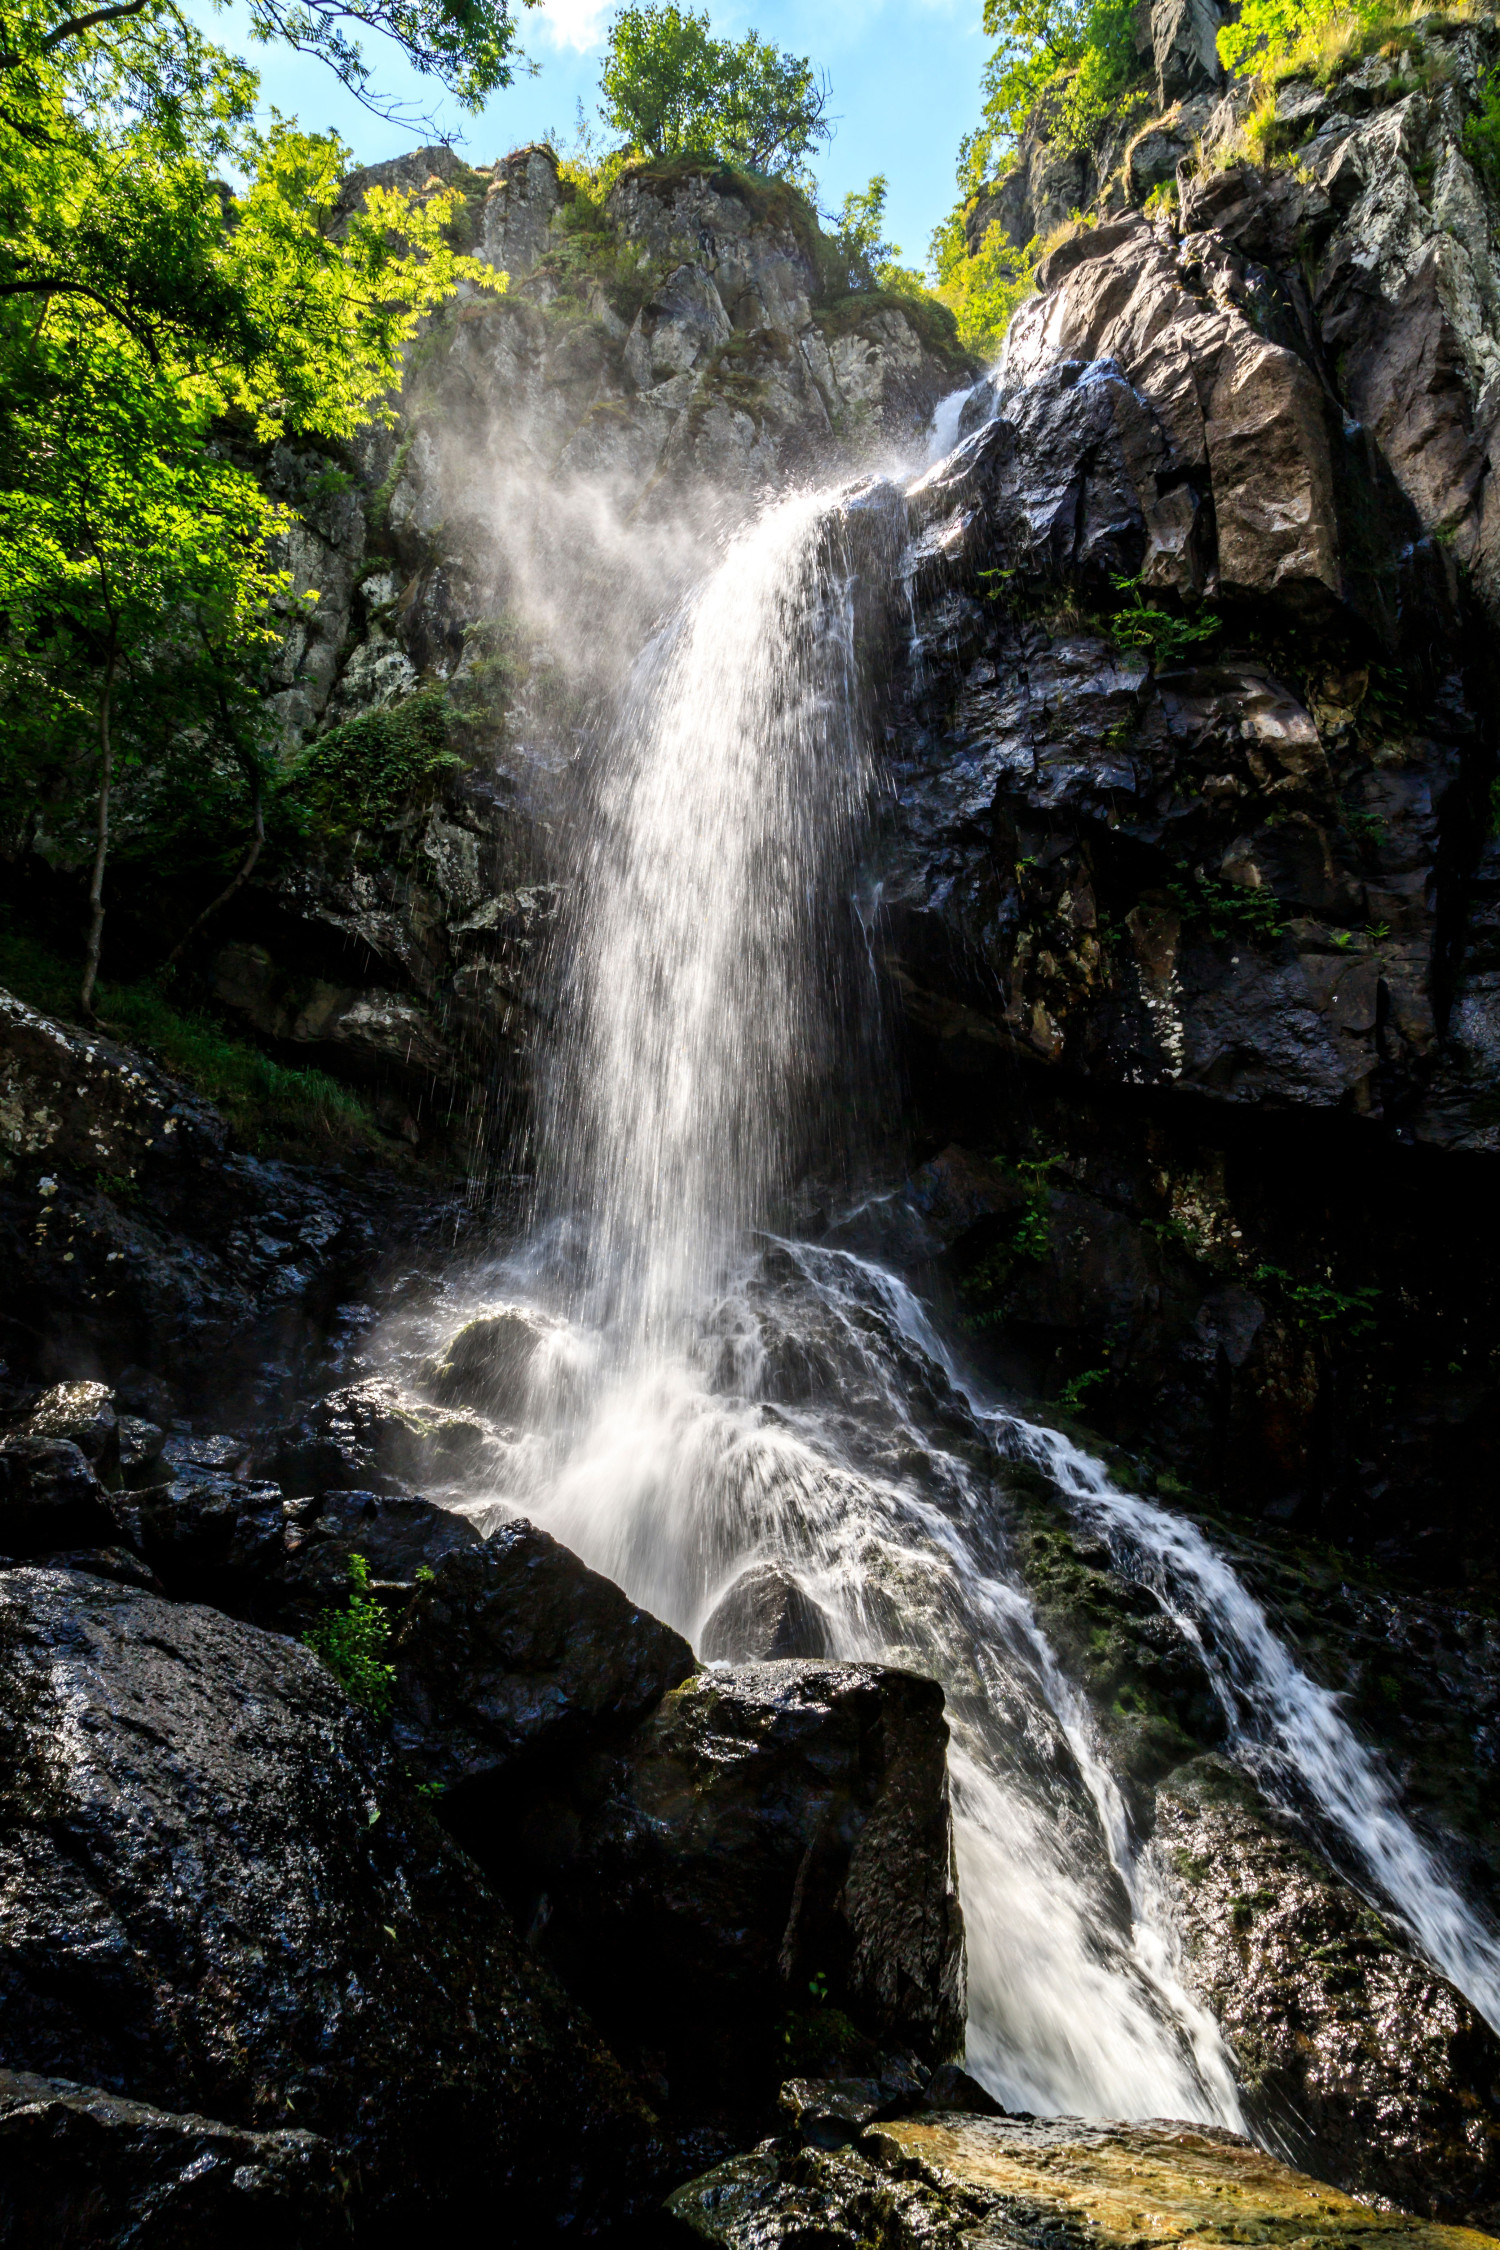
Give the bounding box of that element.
[304,1553,397,1715]
[1168,871,1286,941]
[1463,64,1500,195]
[1108,576,1220,662]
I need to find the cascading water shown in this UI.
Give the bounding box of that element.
[444,421,1500,2130]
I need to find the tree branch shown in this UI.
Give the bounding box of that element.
[0,276,160,360]
[163,752,265,969]
[39,0,150,52]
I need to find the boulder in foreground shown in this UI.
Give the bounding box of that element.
[521,1659,966,2116]
[0,2068,352,2248]
[389,1515,697,1792]
[669,2112,1500,2248]
[0,1567,655,2240]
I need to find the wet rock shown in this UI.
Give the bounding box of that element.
[700,1562,834,1661]
[0,990,421,1410]
[389,1516,695,1793]
[424,1305,558,1417]
[524,1660,965,2116]
[115,1367,182,1426]
[37,1546,165,1593]
[158,1430,256,1483]
[669,2113,1495,2249]
[0,2068,352,2247]
[269,1376,496,1496]
[111,1475,284,1592]
[117,1415,164,1483]
[15,1381,117,1470]
[920,2062,1005,2114]
[775,2056,937,2148]
[0,1567,655,2236]
[1156,1757,1500,2225]
[0,1440,116,1557]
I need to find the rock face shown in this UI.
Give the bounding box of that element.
[0,1566,655,2238]
[881,68,1500,1565]
[511,1661,966,2119]
[0,1439,117,1558]
[669,2111,1500,2250]
[1156,1759,1500,2225]
[700,1562,835,1661]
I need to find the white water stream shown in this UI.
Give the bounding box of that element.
[448,416,1500,2127]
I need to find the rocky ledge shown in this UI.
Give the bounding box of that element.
[671,2111,1498,2250]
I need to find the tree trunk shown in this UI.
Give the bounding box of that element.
[163,754,265,971]
[79,645,117,1020]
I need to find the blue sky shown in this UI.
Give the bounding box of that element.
[199,0,988,271]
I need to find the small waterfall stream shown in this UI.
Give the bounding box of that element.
[448,427,1500,2127]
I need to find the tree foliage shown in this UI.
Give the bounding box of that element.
[0,0,500,1008]
[599,2,831,179]
[956,0,1137,191]
[822,174,927,297]
[929,206,1037,359]
[926,0,1135,360]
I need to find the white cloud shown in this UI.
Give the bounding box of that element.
[533,0,612,51]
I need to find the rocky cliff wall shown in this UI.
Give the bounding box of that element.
[879,24,1500,1583]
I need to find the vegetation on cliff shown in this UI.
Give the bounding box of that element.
[0,0,504,1016]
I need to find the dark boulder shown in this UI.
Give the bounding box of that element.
[0,2068,352,2247]
[102,1473,485,1630]
[518,1660,966,2119]
[110,1477,295,1610]
[35,1546,165,1593]
[117,1415,165,1483]
[269,1489,486,1630]
[424,1306,559,1418]
[0,1440,117,1557]
[389,1516,696,1794]
[701,1562,834,1661]
[0,1566,656,2239]
[920,2062,1004,2115]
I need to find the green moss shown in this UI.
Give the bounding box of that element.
[286,688,464,846]
[0,918,378,1158]
[1005,1488,1226,1785]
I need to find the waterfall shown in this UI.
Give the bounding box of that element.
[447,447,1500,2128]
[539,488,886,1354]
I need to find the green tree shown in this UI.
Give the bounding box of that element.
[826,175,929,297]
[0,0,539,127]
[961,0,1137,180]
[598,2,831,178]
[929,205,1037,359]
[0,4,499,1010]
